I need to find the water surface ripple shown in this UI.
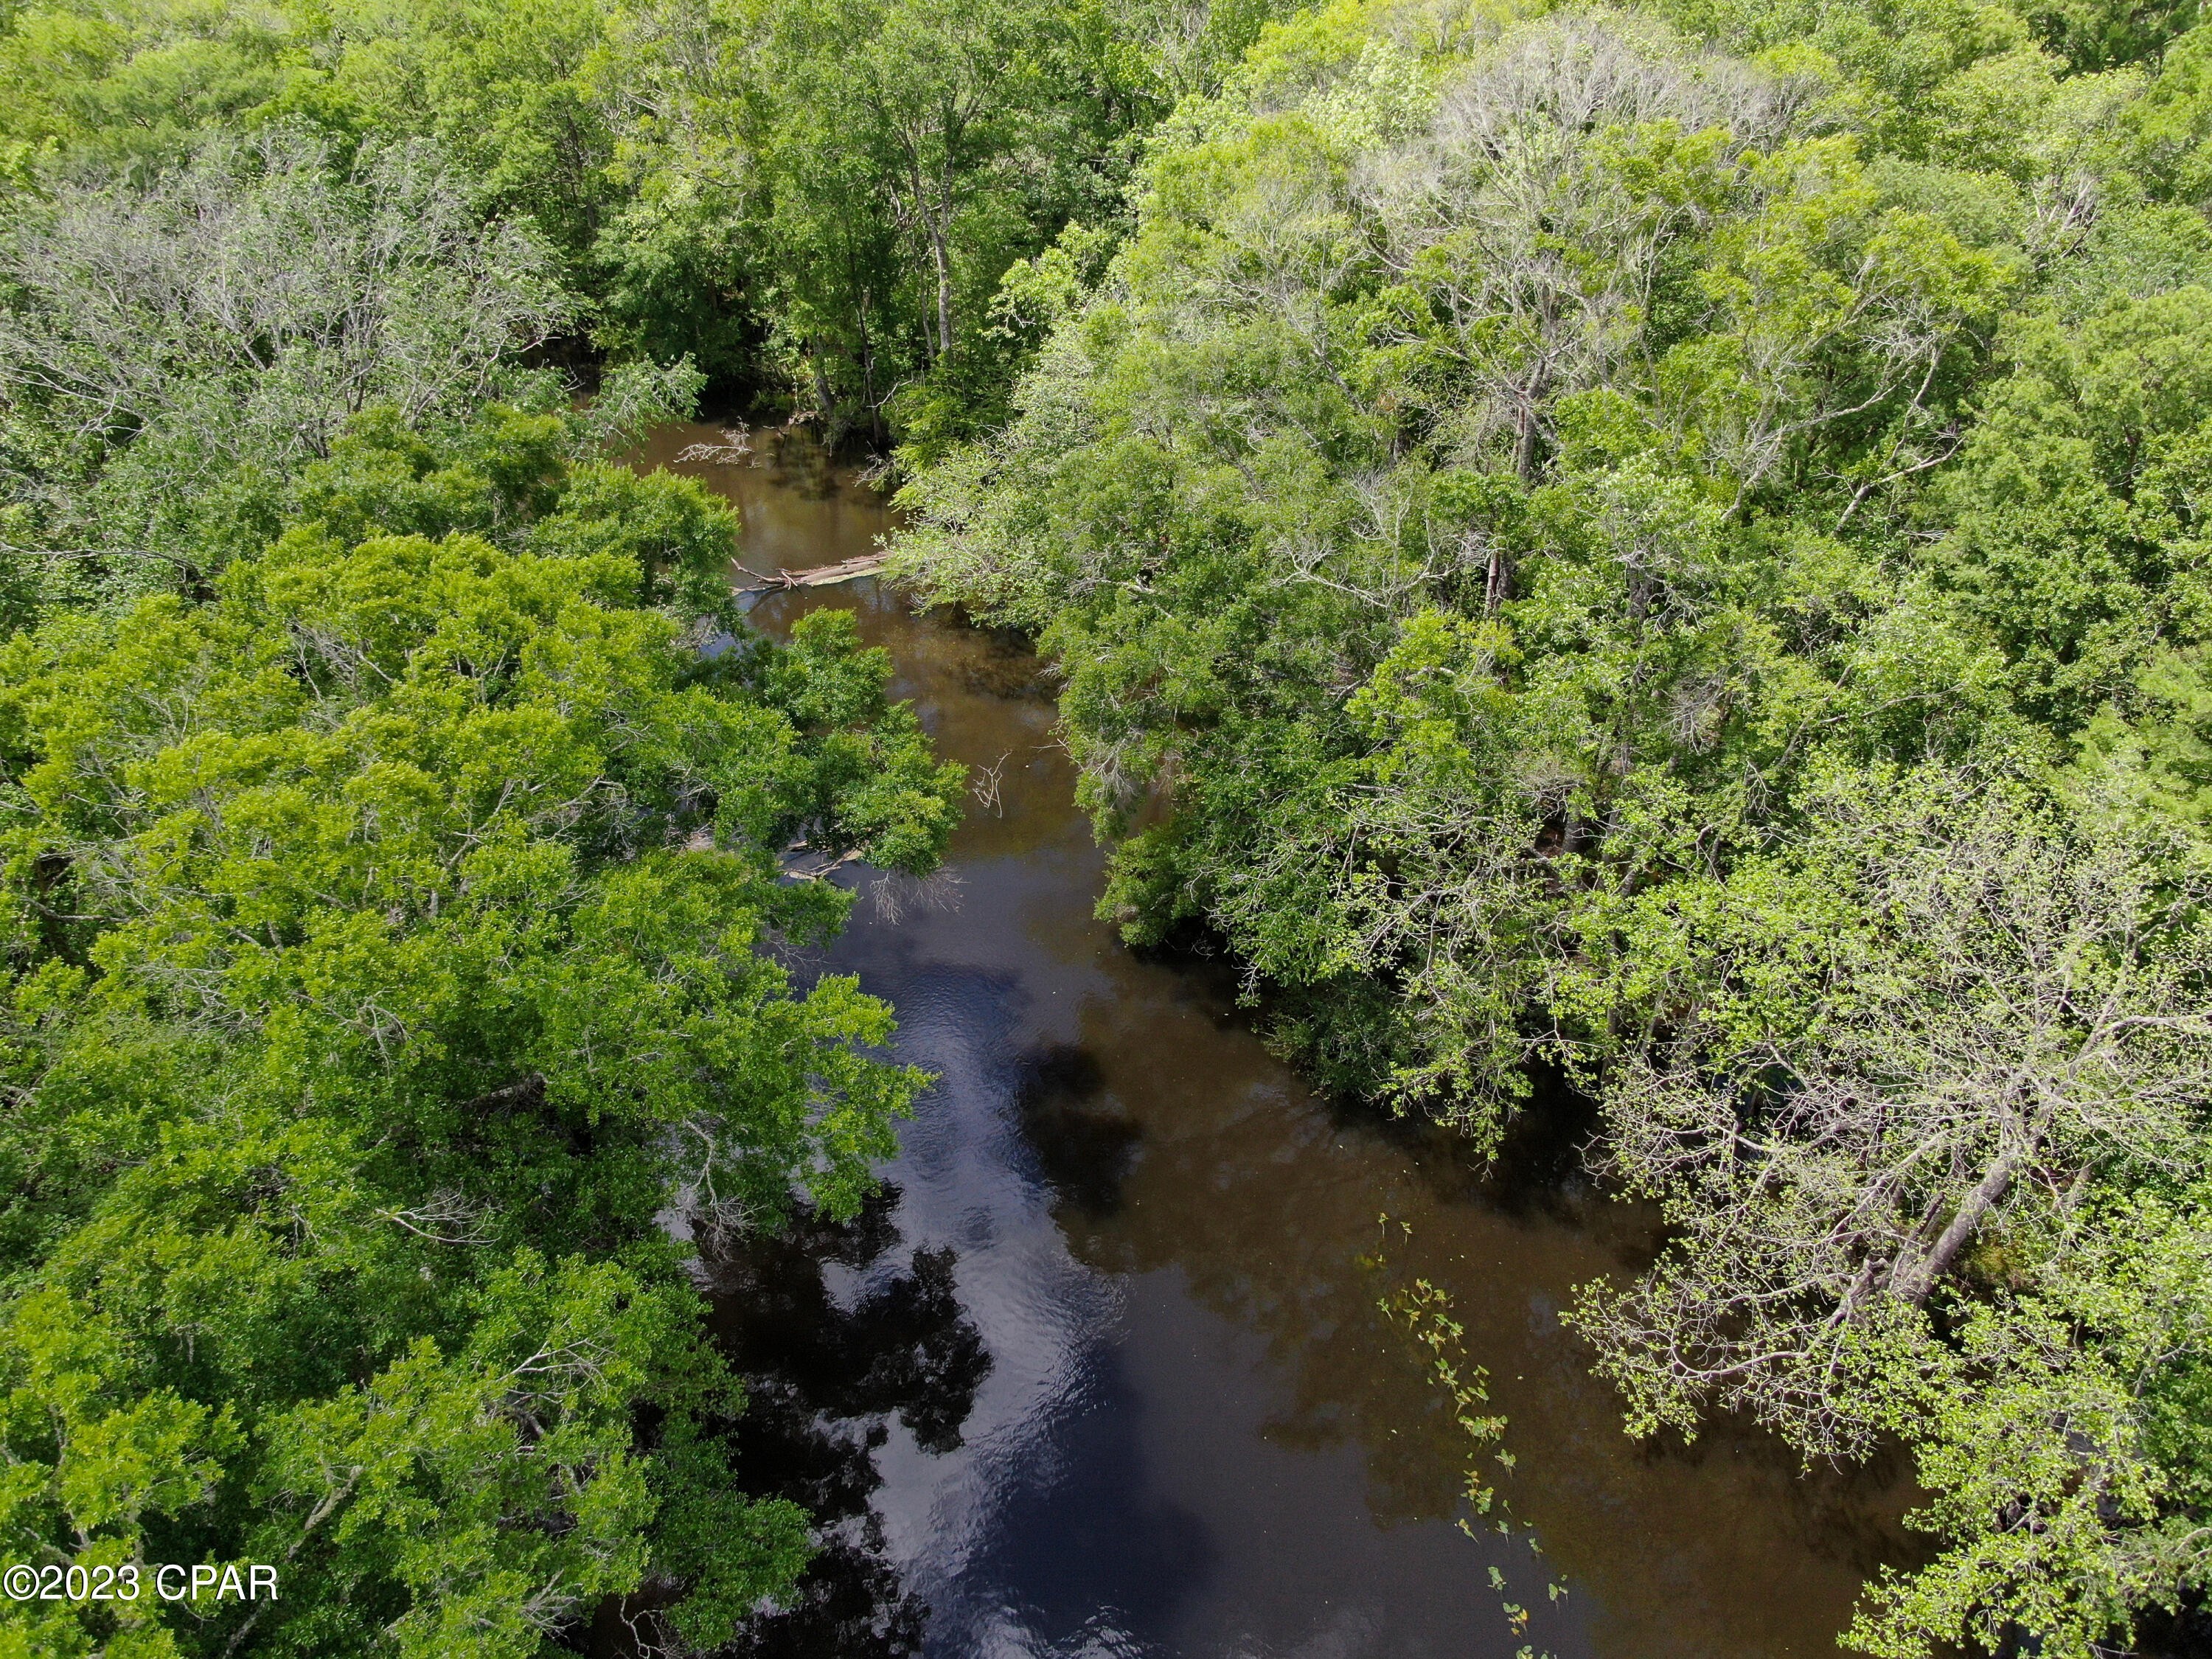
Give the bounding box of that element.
[633,424,1913,1659]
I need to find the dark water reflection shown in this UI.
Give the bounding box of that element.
[630,424,1916,1659]
[705,1187,984,1658]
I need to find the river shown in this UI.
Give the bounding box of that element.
[630,422,1914,1659]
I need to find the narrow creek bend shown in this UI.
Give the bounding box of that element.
[633,422,1915,1659]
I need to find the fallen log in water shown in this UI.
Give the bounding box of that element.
[736,552,888,591]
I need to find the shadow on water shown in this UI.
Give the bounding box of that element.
[1009,1044,1140,1220]
[699,1186,992,1657]
[627,420,1924,1659]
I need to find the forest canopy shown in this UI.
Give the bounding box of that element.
[0,19,980,1646]
[892,0,2212,1652]
[4,0,2212,1652]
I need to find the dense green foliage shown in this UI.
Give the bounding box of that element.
[0,0,1302,448]
[0,395,961,1655]
[896,0,2212,1650]
[0,15,974,1646]
[12,0,2212,1649]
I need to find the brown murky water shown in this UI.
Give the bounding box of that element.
[631,422,1914,1659]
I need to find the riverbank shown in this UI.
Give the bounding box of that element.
[627,420,1919,1659]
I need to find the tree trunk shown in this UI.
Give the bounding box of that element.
[930,212,954,366]
[1513,358,1551,482]
[1891,1148,2020,1304]
[810,351,839,436]
[858,288,879,429]
[464,1072,547,1115]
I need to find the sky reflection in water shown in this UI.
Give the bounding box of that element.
[633,423,1916,1659]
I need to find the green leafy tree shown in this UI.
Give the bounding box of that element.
[0,127,572,611]
[0,411,961,1656]
[897,3,2212,1650]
